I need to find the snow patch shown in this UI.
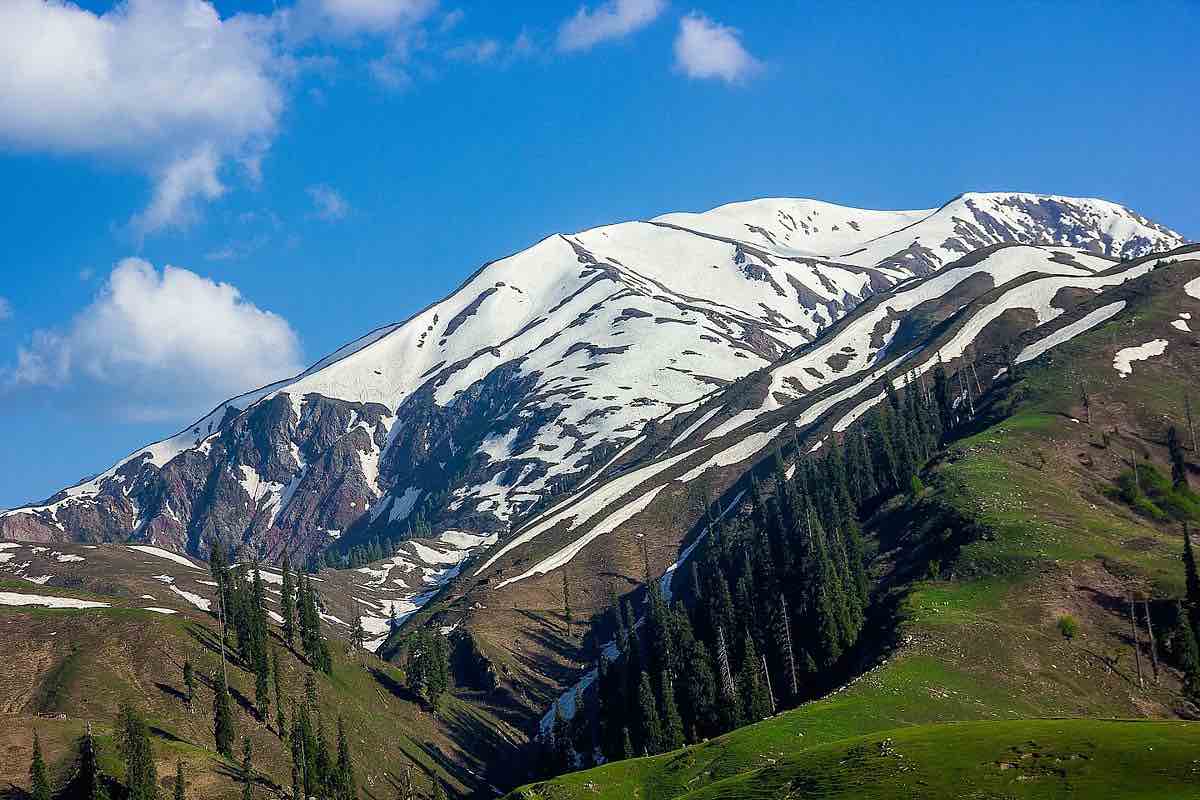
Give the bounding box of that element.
[1113,339,1168,377]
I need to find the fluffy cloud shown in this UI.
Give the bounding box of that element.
[0,0,284,234]
[673,12,762,84]
[307,184,351,220]
[291,0,437,37]
[3,259,304,422]
[557,0,666,52]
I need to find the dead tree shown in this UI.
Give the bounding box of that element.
[1187,391,1197,452]
[1129,597,1144,689]
[1080,378,1092,425]
[761,654,776,715]
[716,627,736,703]
[1143,599,1160,684]
[780,594,798,700]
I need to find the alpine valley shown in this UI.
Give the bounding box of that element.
[4,191,1200,800]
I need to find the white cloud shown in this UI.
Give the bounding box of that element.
[445,38,501,63]
[307,184,351,221]
[0,298,11,321]
[557,0,666,52]
[0,0,284,234]
[673,12,762,84]
[290,0,437,37]
[2,259,303,422]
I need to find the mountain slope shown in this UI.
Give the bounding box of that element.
[505,255,1200,800]
[1,194,1180,573]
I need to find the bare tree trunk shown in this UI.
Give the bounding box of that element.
[1129,597,1144,689]
[761,654,776,715]
[1131,448,1141,493]
[1187,391,1197,453]
[780,594,798,700]
[716,627,736,702]
[1143,600,1160,684]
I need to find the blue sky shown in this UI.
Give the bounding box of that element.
[0,0,1197,508]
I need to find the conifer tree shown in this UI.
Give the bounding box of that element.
[738,633,773,723]
[174,760,186,800]
[119,705,157,800]
[30,730,51,800]
[635,672,664,755]
[213,673,235,758]
[1169,427,1189,489]
[1184,523,1200,638]
[183,659,196,713]
[273,651,287,738]
[316,719,332,792]
[660,674,685,751]
[621,727,634,761]
[1177,603,1200,704]
[281,553,296,649]
[241,737,254,800]
[77,723,104,800]
[432,779,448,800]
[336,716,356,800]
[562,570,573,637]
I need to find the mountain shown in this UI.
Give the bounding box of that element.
[507,251,1200,800]
[0,191,1195,798]
[0,193,1180,563]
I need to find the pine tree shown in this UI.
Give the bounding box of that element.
[1169,426,1189,489]
[621,727,634,761]
[562,570,573,637]
[241,737,254,800]
[336,716,356,800]
[1177,604,1200,704]
[1184,523,1200,638]
[432,778,448,800]
[635,672,664,755]
[738,633,773,724]
[77,723,104,800]
[316,719,332,792]
[181,658,196,714]
[660,674,685,751]
[271,657,286,740]
[213,673,235,758]
[30,730,51,800]
[174,760,186,800]
[281,553,296,649]
[352,613,366,655]
[120,705,157,800]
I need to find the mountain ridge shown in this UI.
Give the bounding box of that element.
[1,193,1185,575]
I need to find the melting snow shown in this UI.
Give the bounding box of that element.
[1113,340,1168,377]
[0,591,109,609]
[127,546,201,570]
[169,586,211,610]
[1016,302,1126,365]
[142,607,177,615]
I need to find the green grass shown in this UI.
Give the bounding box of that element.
[678,719,1200,800]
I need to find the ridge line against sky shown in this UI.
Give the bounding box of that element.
[0,0,1197,506]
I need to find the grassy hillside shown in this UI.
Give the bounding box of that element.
[505,261,1200,799]
[0,582,523,799]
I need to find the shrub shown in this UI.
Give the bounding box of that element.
[1057,615,1079,641]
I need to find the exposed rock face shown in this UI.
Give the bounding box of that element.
[1,193,1185,565]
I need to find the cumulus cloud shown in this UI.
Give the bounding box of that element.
[2,259,303,422]
[673,12,762,84]
[0,298,12,321]
[307,184,351,221]
[0,0,284,234]
[557,0,666,52]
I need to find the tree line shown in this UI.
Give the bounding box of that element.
[539,364,954,773]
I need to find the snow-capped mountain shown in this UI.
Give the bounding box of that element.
[0,192,1184,571]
